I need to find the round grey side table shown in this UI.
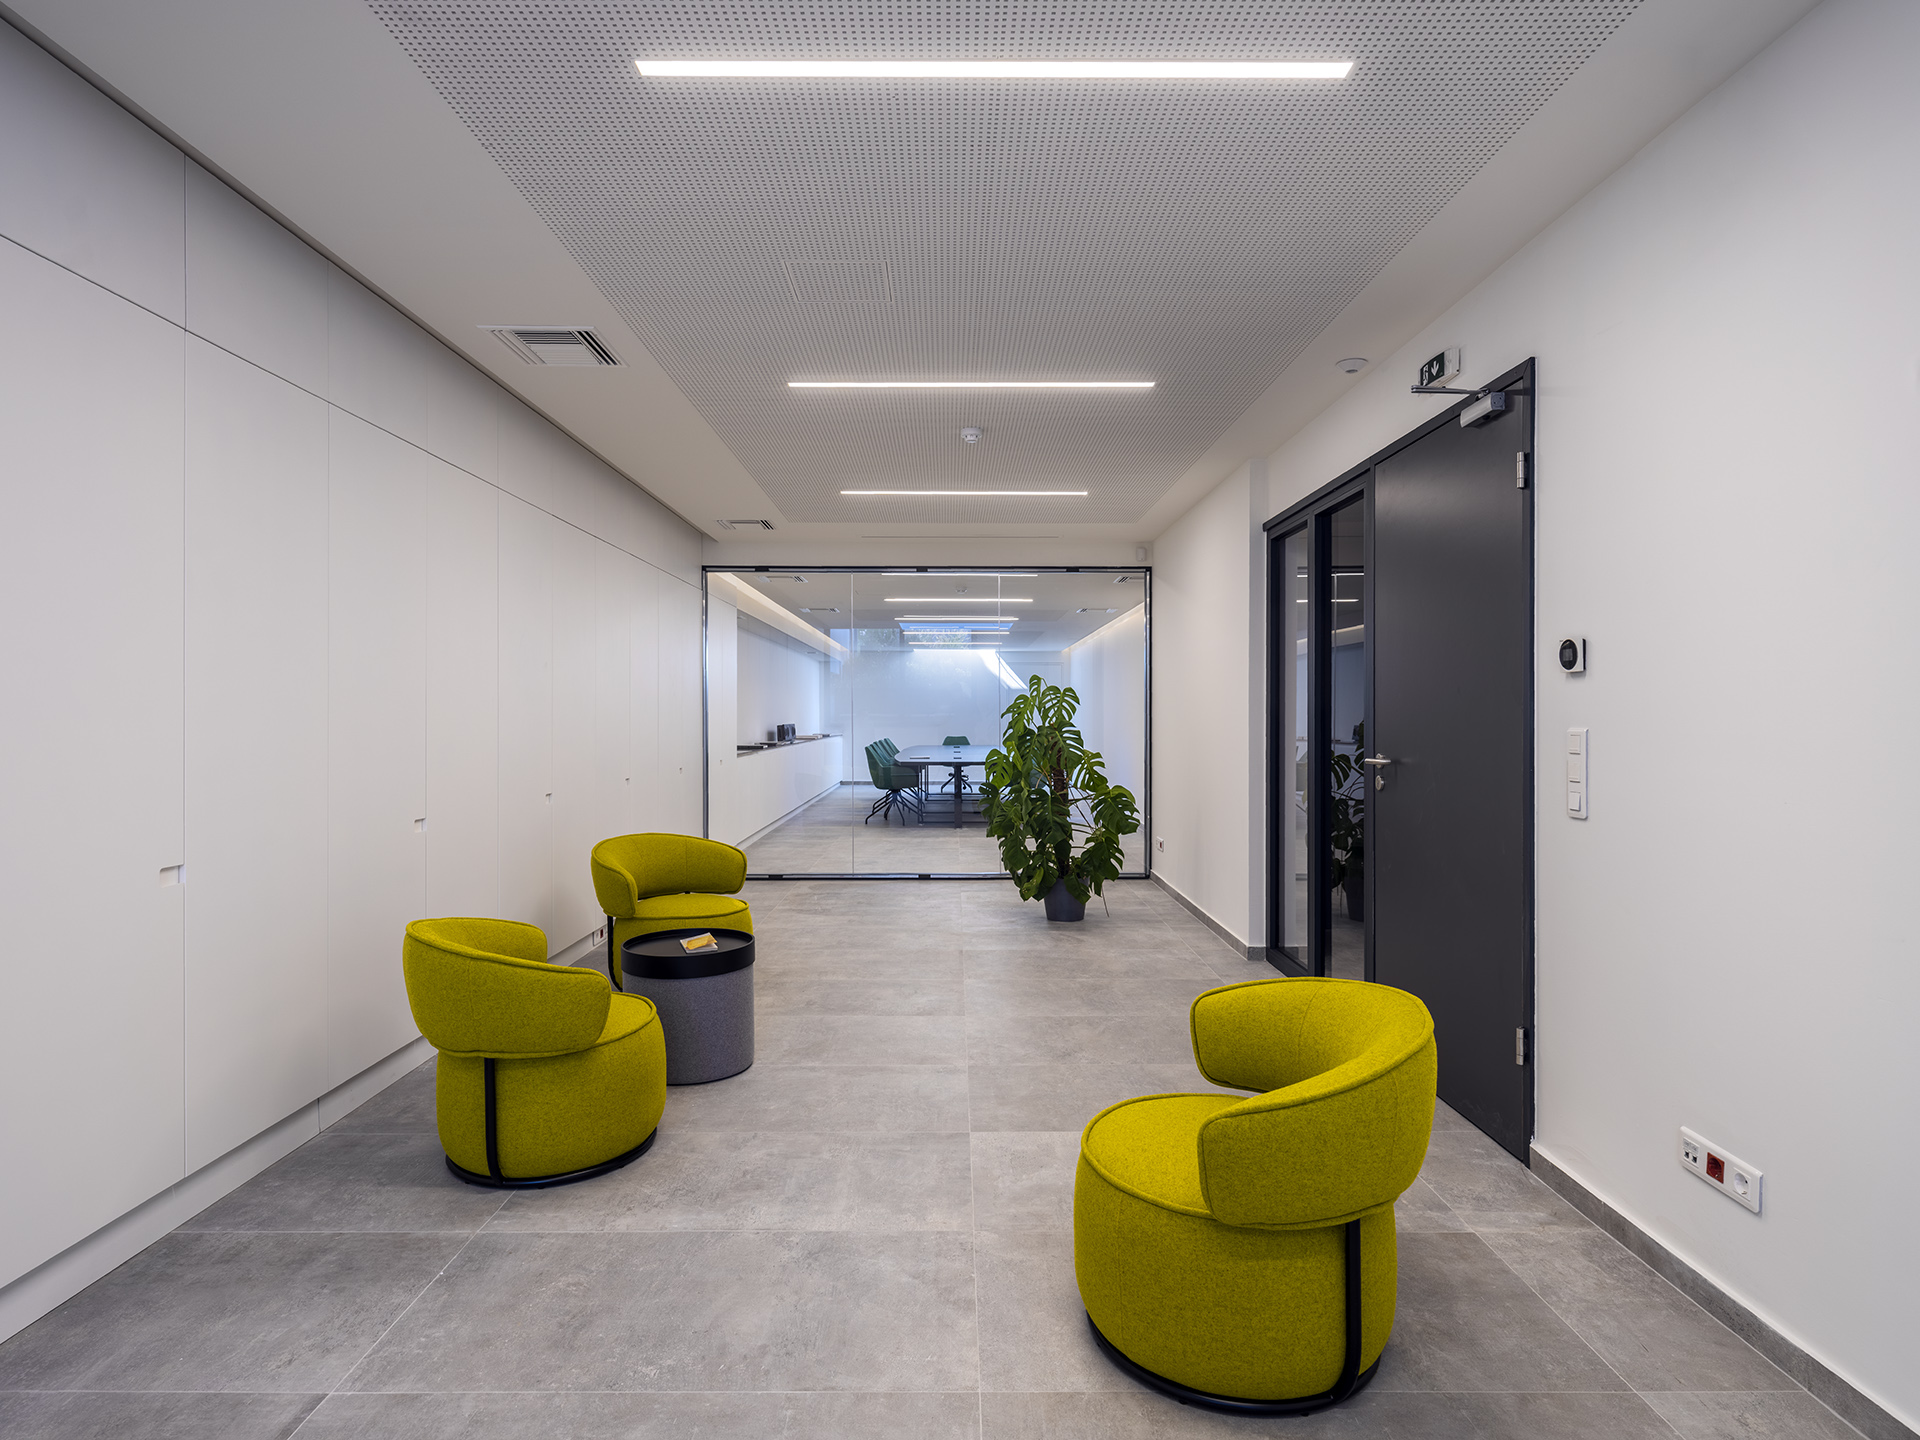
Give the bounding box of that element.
[619,928,755,1085]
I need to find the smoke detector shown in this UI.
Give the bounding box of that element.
[481,326,621,366]
[961,427,983,444]
[1335,357,1369,375]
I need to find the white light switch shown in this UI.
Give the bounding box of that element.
[1567,727,1589,819]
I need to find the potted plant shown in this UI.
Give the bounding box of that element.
[1329,722,1365,921]
[979,677,1141,921]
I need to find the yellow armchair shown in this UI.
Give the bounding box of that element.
[590,833,752,988]
[1074,977,1436,1413]
[402,917,667,1188]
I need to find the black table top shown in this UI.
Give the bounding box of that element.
[622,927,755,979]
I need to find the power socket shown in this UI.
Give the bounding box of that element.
[1155,836,1165,853]
[1679,1126,1762,1215]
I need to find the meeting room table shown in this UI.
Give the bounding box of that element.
[896,744,993,828]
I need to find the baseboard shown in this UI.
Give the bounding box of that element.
[1530,1145,1917,1440]
[1150,873,1264,962]
[0,1033,433,1346]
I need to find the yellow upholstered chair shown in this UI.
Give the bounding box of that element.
[402,917,666,1188]
[1075,977,1436,1414]
[590,833,752,989]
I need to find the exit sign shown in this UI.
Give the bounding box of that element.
[1419,347,1462,388]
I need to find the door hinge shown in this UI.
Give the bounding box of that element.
[1515,1027,1530,1065]
[1515,451,1530,489]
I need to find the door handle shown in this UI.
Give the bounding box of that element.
[1361,753,1392,790]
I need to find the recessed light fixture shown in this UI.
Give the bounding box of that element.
[884,597,1031,604]
[843,490,1088,497]
[640,60,1350,81]
[794,381,1150,389]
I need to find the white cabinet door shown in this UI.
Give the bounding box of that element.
[426,460,500,920]
[549,520,600,948]
[595,542,636,849]
[627,562,661,834]
[0,245,185,1289]
[705,598,739,845]
[183,338,329,1170]
[327,410,428,1086]
[658,578,706,836]
[498,494,553,938]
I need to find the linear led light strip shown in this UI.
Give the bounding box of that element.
[844,490,1087,497]
[640,61,1350,80]
[792,380,1149,389]
[884,596,1032,603]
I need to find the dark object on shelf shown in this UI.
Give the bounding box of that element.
[776,722,797,742]
[621,927,755,1085]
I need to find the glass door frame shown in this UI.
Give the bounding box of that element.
[702,563,1153,882]
[1263,478,1374,978]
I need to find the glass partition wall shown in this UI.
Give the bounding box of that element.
[704,567,1149,878]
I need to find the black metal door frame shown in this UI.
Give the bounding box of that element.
[1262,361,1536,1148]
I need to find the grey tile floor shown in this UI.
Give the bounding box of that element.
[0,881,1864,1440]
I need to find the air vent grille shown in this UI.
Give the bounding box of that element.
[718,519,777,531]
[482,325,620,366]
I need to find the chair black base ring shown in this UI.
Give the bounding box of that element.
[1086,1315,1381,1417]
[444,1127,657,1190]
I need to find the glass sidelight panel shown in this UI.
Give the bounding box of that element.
[1275,526,1309,967]
[1325,496,1367,980]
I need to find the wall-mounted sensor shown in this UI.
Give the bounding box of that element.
[1559,638,1587,674]
[1335,357,1369,375]
[961,426,983,444]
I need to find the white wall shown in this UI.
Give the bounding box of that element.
[736,620,826,744]
[1153,0,1920,1424]
[1063,605,1148,807]
[0,21,705,1317]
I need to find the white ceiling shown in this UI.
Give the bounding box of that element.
[4,0,1818,546]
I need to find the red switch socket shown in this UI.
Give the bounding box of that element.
[1705,1154,1725,1183]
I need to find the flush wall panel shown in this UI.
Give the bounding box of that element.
[184,163,328,395]
[659,578,707,836]
[182,338,330,1171]
[424,345,498,485]
[0,25,184,321]
[328,267,430,447]
[549,520,602,947]
[426,460,501,920]
[496,399,561,518]
[498,493,554,939]
[595,545,636,845]
[327,410,429,1085]
[0,243,185,1282]
[627,562,662,833]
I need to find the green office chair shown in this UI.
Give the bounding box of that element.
[941,735,970,746]
[1075,977,1437,1414]
[402,917,666,1188]
[864,741,923,825]
[590,833,752,990]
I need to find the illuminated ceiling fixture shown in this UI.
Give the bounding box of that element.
[883,597,1032,604]
[843,490,1087,497]
[638,60,1351,80]
[794,380,1150,389]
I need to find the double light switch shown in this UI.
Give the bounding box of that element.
[1566,727,1589,818]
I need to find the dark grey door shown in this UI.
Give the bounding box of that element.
[1369,366,1533,1158]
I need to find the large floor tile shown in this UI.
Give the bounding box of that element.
[326,1057,438,1133]
[963,974,1221,1019]
[970,1132,1080,1231]
[663,1063,970,1132]
[758,1012,968,1065]
[975,1230,1128,1393]
[486,1131,971,1231]
[300,1390,983,1440]
[965,1011,1197,1066]
[979,1389,1682,1440]
[0,1391,322,1440]
[1393,1176,1470,1234]
[343,1231,979,1393]
[178,1132,505,1233]
[1416,1143,1592,1233]
[967,1062,1233,1132]
[1483,1228,1793,1393]
[756,972,966,1016]
[1372,1232,1628,1393]
[1643,1390,1867,1440]
[0,1232,464,1393]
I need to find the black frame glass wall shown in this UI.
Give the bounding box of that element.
[701,566,1152,880]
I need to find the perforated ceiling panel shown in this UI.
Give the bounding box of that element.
[367,2,1639,524]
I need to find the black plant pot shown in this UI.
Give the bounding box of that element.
[1044,879,1087,922]
[1342,866,1364,922]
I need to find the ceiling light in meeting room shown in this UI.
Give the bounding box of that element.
[883,596,1032,603]
[843,490,1087,497]
[639,60,1350,80]
[795,381,1150,390]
